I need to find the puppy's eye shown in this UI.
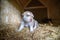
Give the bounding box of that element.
[26,15,30,16]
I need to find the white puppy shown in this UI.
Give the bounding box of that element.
[18,11,38,32]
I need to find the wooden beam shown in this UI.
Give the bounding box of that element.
[38,0,48,7]
[24,0,31,8]
[16,0,23,7]
[24,6,46,9]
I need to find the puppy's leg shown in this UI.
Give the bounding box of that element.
[18,22,24,31]
[33,21,38,30]
[30,25,34,32]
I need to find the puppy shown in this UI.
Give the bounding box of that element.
[18,11,38,32]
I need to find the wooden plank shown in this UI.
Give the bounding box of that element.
[16,0,23,7]
[24,6,46,9]
[19,0,30,7]
[24,0,31,8]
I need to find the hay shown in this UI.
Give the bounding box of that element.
[0,24,60,40]
[0,0,21,29]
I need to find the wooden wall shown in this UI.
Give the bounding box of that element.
[8,0,60,25]
[8,0,24,12]
[40,0,60,25]
[25,8,48,23]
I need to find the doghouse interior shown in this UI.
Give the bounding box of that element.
[24,8,49,23]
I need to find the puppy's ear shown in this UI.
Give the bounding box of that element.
[22,11,26,16]
[30,13,34,18]
[31,14,34,18]
[22,12,24,15]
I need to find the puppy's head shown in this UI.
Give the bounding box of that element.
[22,11,34,22]
[22,11,34,18]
